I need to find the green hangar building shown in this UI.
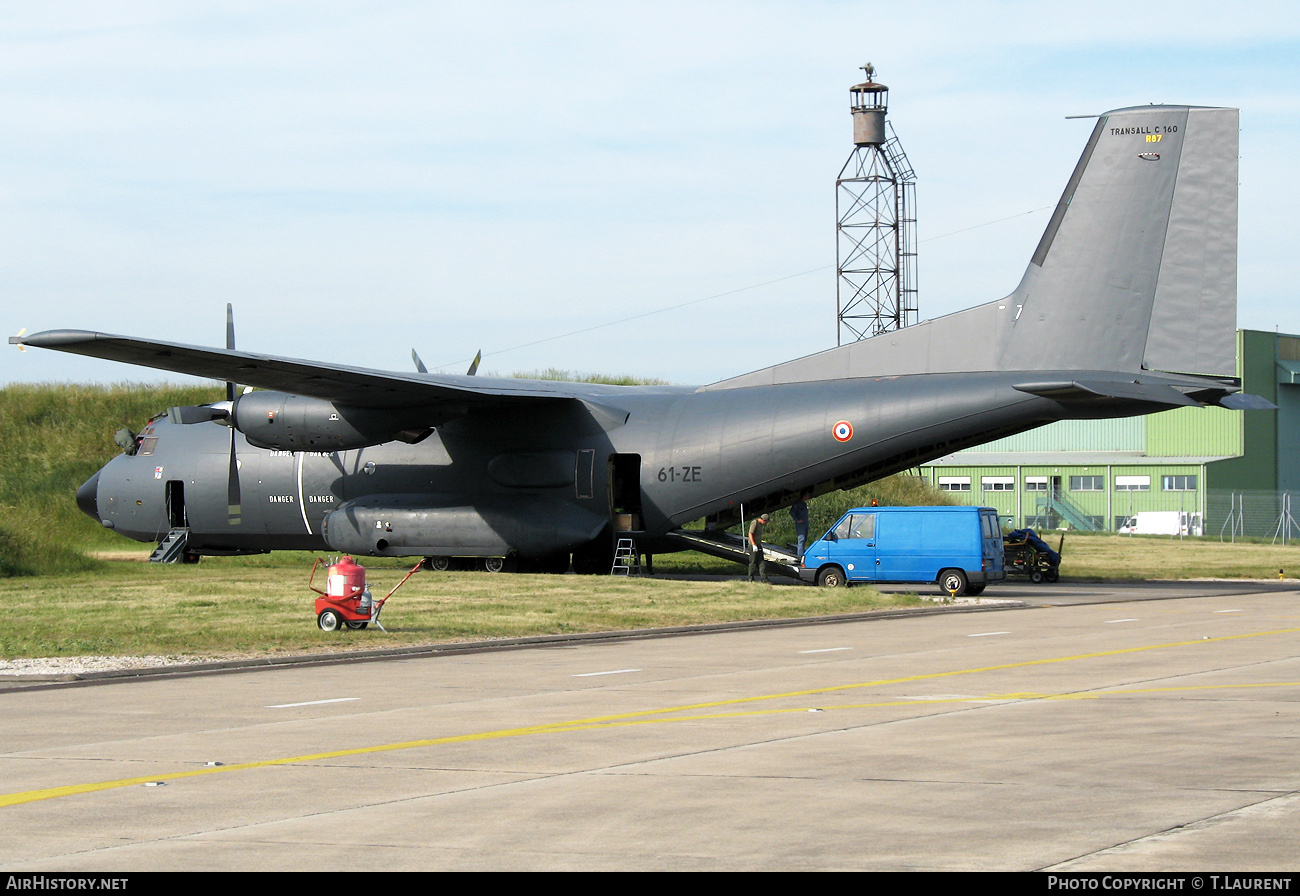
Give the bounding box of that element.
[921,330,1300,538]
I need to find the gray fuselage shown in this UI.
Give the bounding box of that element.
[86,369,1156,560]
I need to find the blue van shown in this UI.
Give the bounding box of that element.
[799,505,1004,595]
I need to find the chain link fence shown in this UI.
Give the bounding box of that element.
[1207,490,1300,543]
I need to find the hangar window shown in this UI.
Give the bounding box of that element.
[1162,475,1197,491]
[938,476,970,492]
[1115,476,1150,491]
[1069,475,1104,491]
[1024,476,1048,492]
[982,476,1014,491]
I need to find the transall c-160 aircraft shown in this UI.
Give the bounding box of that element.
[11,104,1268,581]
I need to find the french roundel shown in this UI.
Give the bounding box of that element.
[832,420,854,442]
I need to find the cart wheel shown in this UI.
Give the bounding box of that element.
[346,621,369,630]
[1029,570,1044,584]
[939,569,968,596]
[817,566,847,588]
[318,609,343,632]
[1045,569,1059,583]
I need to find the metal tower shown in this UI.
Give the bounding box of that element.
[836,64,918,344]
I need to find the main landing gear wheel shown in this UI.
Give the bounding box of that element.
[423,556,451,572]
[483,556,517,573]
[572,538,614,575]
[318,609,343,632]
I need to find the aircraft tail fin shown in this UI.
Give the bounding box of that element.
[996,105,1238,376]
[706,105,1239,390]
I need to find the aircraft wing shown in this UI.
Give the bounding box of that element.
[9,329,579,408]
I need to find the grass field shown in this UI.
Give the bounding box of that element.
[2,531,1297,661]
[1059,531,1300,581]
[0,559,927,660]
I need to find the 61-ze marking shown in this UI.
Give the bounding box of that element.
[658,466,702,483]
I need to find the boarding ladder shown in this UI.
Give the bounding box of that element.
[149,528,190,564]
[611,537,641,576]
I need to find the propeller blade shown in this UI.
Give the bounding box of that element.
[227,427,242,526]
[13,328,25,352]
[412,349,428,374]
[466,350,482,377]
[225,303,237,402]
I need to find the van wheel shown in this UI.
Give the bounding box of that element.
[939,569,968,596]
[817,567,847,588]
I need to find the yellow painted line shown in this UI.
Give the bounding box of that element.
[3,626,1298,809]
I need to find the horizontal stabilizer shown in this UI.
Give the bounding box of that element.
[1014,378,1276,412]
[1216,392,1277,411]
[1012,379,1201,408]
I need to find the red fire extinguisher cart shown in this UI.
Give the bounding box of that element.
[308,555,422,632]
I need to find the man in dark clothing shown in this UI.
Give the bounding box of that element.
[748,513,770,583]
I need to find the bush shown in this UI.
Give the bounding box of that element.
[756,473,953,547]
[0,382,222,575]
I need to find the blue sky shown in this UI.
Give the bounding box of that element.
[3,1,1297,386]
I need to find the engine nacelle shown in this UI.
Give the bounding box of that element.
[322,494,607,558]
[231,391,433,451]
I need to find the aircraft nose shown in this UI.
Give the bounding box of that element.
[76,470,100,521]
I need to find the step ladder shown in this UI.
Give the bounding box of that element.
[149,528,190,563]
[611,537,641,575]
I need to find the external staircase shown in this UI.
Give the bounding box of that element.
[149,528,190,563]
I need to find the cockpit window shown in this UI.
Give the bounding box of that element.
[137,436,158,457]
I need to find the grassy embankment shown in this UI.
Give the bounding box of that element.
[0,382,225,576]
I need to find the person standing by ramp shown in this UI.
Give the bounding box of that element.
[791,491,811,560]
[748,513,771,583]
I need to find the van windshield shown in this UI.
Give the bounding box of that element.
[833,513,875,540]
